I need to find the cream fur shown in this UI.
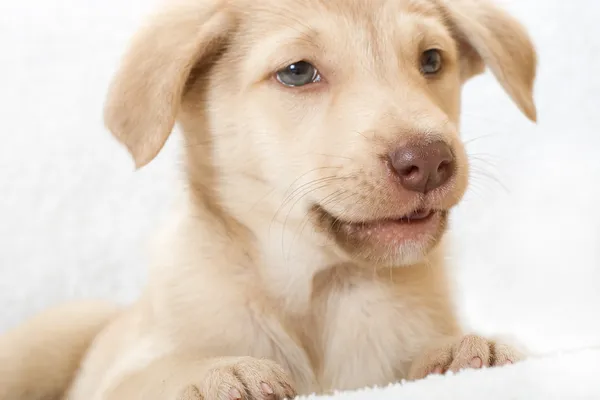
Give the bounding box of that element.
[0,0,537,399]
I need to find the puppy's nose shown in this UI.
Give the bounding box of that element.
[389,141,455,193]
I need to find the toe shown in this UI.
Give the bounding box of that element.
[448,335,491,372]
[469,357,483,368]
[261,382,274,395]
[229,388,243,400]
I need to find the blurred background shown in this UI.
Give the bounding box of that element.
[0,0,599,356]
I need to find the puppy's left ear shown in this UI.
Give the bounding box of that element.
[437,0,538,121]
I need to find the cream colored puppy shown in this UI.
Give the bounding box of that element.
[0,0,537,399]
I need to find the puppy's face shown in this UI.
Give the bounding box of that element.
[105,0,537,267]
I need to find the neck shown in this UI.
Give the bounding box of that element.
[183,168,343,313]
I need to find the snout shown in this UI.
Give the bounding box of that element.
[388,140,456,193]
[309,132,467,267]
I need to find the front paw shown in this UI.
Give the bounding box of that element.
[408,334,524,380]
[177,357,297,400]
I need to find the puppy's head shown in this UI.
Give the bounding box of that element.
[105,0,537,267]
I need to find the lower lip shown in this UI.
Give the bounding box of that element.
[402,209,434,221]
[338,210,442,244]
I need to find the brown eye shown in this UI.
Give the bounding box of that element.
[420,49,442,76]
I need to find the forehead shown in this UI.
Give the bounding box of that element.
[234,0,445,35]
[232,0,452,59]
[236,0,441,23]
[230,0,454,81]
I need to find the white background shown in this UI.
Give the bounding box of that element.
[1,0,599,356]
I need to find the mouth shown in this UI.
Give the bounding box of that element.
[336,207,442,240]
[314,205,448,264]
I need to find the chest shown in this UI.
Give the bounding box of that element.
[267,269,458,393]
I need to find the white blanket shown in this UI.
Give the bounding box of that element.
[1,0,599,398]
[300,349,600,399]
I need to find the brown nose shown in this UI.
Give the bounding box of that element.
[389,141,455,193]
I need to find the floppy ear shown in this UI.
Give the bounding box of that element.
[104,1,234,168]
[436,0,538,121]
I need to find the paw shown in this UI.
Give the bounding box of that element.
[177,357,297,400]
[408,334,524,380]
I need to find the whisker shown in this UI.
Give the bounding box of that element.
[312,153,354,161]
[462,133,502,147]
[469,169,510,195]
[277,183,338,256]
[286,190,355,259]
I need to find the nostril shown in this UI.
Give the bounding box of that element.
[388,140,455,193]
[401,165,420,177]
[437,160,451,174]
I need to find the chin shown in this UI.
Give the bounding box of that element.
[312,205,449,267]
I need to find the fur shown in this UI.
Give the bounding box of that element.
[0,0,537,399]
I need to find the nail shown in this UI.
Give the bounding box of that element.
[432,366,444,374]
[470,357,483,368]
[229,388,242,399]
[261,382,274,394]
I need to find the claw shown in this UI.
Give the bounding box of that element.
[229,388,242,400]
[469,357,483,368]
[261,382,274,395]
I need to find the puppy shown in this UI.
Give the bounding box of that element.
[0,0,537,399]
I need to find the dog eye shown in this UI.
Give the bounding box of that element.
[276,61,321,87]
[420,49,442,75]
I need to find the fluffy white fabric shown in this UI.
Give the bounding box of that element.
[300,349,600,399]
[1,0,599,397]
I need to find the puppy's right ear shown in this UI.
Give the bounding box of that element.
[104,1,234,168]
